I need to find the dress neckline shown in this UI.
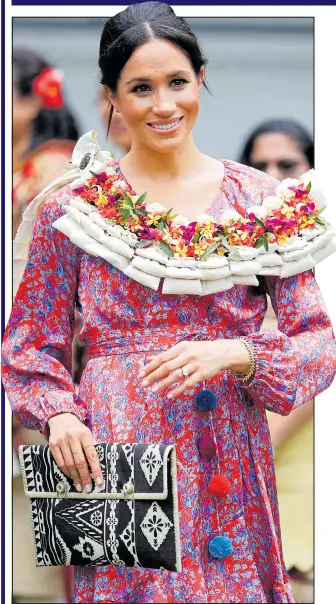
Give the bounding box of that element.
[112,159,227,224]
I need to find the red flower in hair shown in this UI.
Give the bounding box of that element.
[33,67,64,110]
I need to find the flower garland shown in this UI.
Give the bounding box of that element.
[71,166,328,261]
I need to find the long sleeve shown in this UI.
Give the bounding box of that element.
[2,186,87,437]
[237,269,336,415]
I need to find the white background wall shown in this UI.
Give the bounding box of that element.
[13,17,313,160]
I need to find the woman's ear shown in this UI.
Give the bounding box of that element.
[103,85,119,112]
[198,66,205,90]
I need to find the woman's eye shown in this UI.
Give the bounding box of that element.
[133,84,151,93]
[171,78,188,87]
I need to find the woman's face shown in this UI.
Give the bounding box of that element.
[12,85,41,142]
[249,132,310,180]
[98,91,132,153]
[108,38,203,154]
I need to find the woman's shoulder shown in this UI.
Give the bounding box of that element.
[221,159,279,209]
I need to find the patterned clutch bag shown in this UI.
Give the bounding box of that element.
[19,443,181,572]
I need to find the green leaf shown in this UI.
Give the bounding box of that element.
[263,234,269,251]
[316,217,327,226]
[218,233,231,249]
[123,193,134,208]
[135,192,147,206]
[136,239,153,248]
[255,237,264,248]
[159,240,174,257]
[254,217,266,230]
[199,241,221,260]
[192,232,200,244]
[156,222,165,231]
[134,208,147,217]
[306,181,312,193]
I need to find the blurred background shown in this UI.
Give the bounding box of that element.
[12,16,314,604]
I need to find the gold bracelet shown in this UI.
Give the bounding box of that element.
[231,337,256,383]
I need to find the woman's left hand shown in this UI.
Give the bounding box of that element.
[139,339,250,400]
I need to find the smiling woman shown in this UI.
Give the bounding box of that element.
[3,3,336,604]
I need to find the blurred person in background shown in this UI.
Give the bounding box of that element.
[239,118,314,604]
[12,48,79,604]
[13,48,80,237]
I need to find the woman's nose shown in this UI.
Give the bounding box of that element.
[152,92,176,116]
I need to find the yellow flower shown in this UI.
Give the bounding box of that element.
[96,194,108,206]
[278,234,290,245]
[174,242,189,257]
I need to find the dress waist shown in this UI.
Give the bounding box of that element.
[87,326,232,359]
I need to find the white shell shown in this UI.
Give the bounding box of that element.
[280,255,316,278]
[310,229,335,252]
[277,237,307,253]
[258,253,283,267]
[228,246,260,261]
[162,278,202,296]
[131,256,167,278]
[300,225,325,241]
[166,267,202,280]
[258,266,282,276]
[136,246,169,265]
[281,243,313,262]
[198,256,229,269]
[200,266,231,281]
[201,277,234,295]
[101,234,134,259]
[312,237,336,263]
[229,260,262,276]
[231,275,259,286]
[167,258,198,268]
[124,265,161,291]
[70,197,97,214]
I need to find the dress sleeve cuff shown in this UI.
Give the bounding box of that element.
[231,331,298,415]
[39,390,88,437]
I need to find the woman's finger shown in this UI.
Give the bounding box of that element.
[81,432,104,489]
[58,442,83,491]
[166,371,203,400]
[140,345,183,378]
[152,364,198,394]
[50,444,70,479]
[69,438,93,493]
[142,356,188,388]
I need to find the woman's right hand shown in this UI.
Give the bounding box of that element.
[48,413,104,493]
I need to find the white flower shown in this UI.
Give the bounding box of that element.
[146,202,165,214]
[248,205,267,220]
[114,179,128,189]
[196,213,215,224]
[172,214,190,226]
[300,170,328,209]
[218,209,240,224]
[276,178,298,198]
[263,195,283,212]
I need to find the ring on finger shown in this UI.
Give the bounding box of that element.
[181,366,190,378]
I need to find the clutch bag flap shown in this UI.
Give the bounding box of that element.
[19,443,181,571]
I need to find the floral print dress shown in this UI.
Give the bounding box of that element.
[3,160,336,603]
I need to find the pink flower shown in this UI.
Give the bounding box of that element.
[288,185,309,199]
[141,226,160,240]
[74,186,85,194]
[180,222,197,244]
[108,194,116,205]
[96,172,107,184]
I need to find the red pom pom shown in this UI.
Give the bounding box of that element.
[198,436,216,459]
[208,474,231,497]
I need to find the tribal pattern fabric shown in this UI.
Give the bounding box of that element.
[19,443,180,571]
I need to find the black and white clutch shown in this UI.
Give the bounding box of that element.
[19,443,181,572]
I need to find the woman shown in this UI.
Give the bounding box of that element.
[3,4,335,603]
[98,86,132,154]
[239,120,315,603]
[13,48,80,236]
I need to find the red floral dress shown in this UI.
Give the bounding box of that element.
[3,161,336,603]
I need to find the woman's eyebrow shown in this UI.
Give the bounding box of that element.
[126,70,190,86]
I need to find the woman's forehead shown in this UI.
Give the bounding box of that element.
[120,39,193,82]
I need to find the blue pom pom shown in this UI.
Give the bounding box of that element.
[208,535,233,559]
[194,389,217,411]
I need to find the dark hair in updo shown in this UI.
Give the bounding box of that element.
[99,1,208,133]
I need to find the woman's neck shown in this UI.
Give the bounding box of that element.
[121,136,204,184]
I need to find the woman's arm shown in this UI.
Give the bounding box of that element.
[2,187,103,490]
[234,270,336,414]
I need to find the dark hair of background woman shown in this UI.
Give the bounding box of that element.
[13,48,80,150]
[99,1,209,135]
[238,119,314,169]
